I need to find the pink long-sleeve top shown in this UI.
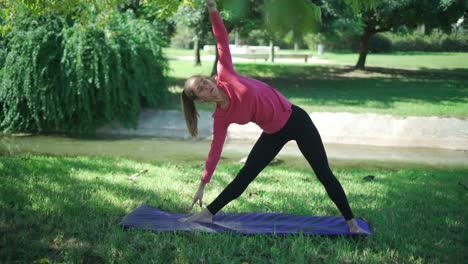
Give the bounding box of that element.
[201,11,292,184]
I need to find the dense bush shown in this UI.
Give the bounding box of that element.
[387,31,468,52]
[367,34,393,53]
[0,8,168,134]
[307,30,468,53]
[226,29,297,49]
[242,29,271,46]
[346,34,393,53]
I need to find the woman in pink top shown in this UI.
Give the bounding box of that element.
[180,0,368,233]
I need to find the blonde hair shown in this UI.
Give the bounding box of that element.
[181,76,206,137]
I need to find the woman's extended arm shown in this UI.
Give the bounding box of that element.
[188,120,227,210]
[201,120,228,184]
[205,0,235,74]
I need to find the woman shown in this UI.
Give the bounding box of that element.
[180,0,368,233]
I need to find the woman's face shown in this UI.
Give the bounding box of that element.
[191,78,219,103]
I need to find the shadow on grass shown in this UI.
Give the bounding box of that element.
[229,166,467,262]
[0,155,184,263]
[1,156,466,263]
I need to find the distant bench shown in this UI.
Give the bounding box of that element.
[203,45,311,63]
[231,53,269,61]
[275,53,311,62]
[231,53,312,62]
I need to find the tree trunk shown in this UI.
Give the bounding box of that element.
[210,48,218,77]
[355,31,373,70]
[193,37,201,66]
[269,40,275,63]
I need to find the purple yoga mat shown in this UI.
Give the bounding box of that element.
[120,204,372,236]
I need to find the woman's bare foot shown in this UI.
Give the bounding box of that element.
[178,208,213,223]
[347,218,370,234]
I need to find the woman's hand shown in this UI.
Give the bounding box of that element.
[178,182,212,223]
[205,0,215,6]
[189,181,206,210]
[205,0,217,11]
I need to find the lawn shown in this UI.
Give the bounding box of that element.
[164,49,468,118]
[164,48,468,70]
[0,155,466,263]
[1,50,466,263]
[322,52,468,70]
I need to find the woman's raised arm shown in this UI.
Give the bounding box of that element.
[205,0,235,74]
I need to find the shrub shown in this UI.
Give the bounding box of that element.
[0,8,168,134]
[0,12,66,133]
[316,29,468,53]
[244,29,270,46]
[384,31,468,52]
[441,35,468,51]
[368,34,392,53]
[390,33,433,51]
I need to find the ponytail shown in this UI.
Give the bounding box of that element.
[181,87,199,138]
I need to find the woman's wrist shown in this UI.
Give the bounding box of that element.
[206,0,216,9]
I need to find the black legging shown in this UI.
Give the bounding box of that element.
[206,105,354,220]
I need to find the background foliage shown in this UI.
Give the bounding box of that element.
[303,30,468,53]
[0,0,466,134]
[0,4,168,133]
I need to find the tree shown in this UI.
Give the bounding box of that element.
[173,0,211,66]
[0,0,199,24]
[343,0,466,69]
[263,0,321,44]
[356,0,466,69]
[209,0,321,74]
[0,1,170,133]
[133,0,321,72]
[311,0,466,69]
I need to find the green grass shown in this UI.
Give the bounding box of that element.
[165,54,468,117]
[164,48,468,69]
[1,154,467,263]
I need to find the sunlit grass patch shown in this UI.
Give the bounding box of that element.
[165,51,468,118]
[0,155,466,263]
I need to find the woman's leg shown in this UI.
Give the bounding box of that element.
[207,131,289,214]
[288,105,354,220]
